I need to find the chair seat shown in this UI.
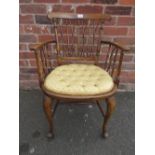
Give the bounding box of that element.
[44,64,114,96]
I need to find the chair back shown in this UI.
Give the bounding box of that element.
[48,12,111,65]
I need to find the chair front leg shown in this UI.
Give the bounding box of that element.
[43,95,54,139]
[102,96,116,138]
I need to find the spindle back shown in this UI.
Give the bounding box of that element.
[48,13,111,65]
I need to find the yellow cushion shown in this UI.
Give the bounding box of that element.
[44,64,114,95]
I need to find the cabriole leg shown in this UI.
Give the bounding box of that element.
[43,95,54,139]
[102,96,116,138]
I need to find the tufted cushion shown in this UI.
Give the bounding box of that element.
[44,64,114,95]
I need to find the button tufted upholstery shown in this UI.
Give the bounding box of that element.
[44,64,114,95]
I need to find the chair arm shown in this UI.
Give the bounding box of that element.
[29,40,57,87]
[30,40,56,51]
[100,40,130,86]
[101,40,130,52]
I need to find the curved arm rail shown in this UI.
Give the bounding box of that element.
[30,40,57,86]
[100,40,129,86]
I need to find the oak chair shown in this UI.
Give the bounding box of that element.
[30,12,129,139]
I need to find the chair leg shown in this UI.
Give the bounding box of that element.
[96,100,105,117]
[102,96,116,138]
[43,95,54,139]
[53,100,59,116]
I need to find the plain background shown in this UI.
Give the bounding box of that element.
[0,0,155,155]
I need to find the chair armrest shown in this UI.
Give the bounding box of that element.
[101,40,130,52]
[30,40,56,51]
[29,40,57,87]
[100,40,130,86]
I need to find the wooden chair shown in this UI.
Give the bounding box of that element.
[30,13,129,139]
